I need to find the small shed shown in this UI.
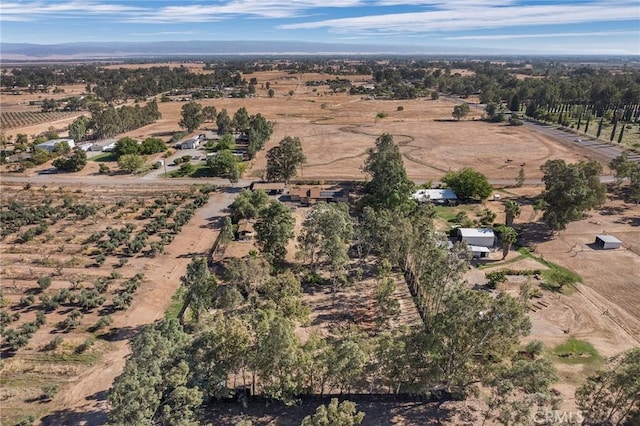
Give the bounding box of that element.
[594,235,622,250]
[456,228,495,248]
[469,245,491,258]
[237,220,256,241]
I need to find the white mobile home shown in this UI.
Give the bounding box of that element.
[179,138,200,150]
[412,188,458,205]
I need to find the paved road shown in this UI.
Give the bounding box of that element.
[521,119,638,165]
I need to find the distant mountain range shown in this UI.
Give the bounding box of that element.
[1,40,506,60]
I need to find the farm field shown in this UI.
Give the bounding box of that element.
[3,70,589,183]
[0,183,225,425]
[1,111,80,131]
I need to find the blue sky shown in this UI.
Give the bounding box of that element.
[1,0,639,54]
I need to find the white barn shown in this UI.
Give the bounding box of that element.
[594,235,622,250]
[35,138,75,153]
[456,228,495,248]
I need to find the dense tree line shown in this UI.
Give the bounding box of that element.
[89,100,162,139]
[3,64,252,102]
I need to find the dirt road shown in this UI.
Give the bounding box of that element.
[38,189,240,425]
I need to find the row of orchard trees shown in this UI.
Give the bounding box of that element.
[525,101,640,144]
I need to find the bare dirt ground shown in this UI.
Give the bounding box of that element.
[472,187,640,415]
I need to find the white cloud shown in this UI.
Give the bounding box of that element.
[0,1,143,21]
[280,1,640,33]
[445,30,640,40]
[123,0,365,23]
[129,31,199,37]
[0,0,367,23]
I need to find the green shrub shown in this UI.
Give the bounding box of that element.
[40,384,59,401]
[43,336,64,351]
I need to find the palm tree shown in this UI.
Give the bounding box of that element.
[504,200,521,227]
[499,226,518,259]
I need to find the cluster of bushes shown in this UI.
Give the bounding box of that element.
[1,311,45,350]
[112,273,145,310]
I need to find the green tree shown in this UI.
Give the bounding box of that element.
[108,319,193,425]
[207,150,240,183]
[375,276,400,326]
[247,113,273,159]
[297,203,353,273]
[610,152,640,204]
[362,133,414,211]
[254,200,295,264]
[188,312,251,399]
[15,133,29,145]
[504,200,521,227]
[266,136,306,183]
[68,115,89,142]
[118,153,145,173]
[179,102,204,133]
[515,166,526,187]
[576,348,640,425]
[540,159,606,230]
[53,141,71,155]
[442,167,493,200]
[140,137,167,155]
[301,398,365,426]
[232,107,250,133]
[268,89,275,98]
[202,105,217,123]
[452,103,470,120]
[114,137,140,158]
[259,271,309,322]
[220,216,235,246]
[216,109,233,136]
[52,150,87,172]
[178,257,217,324]
[230,189,270,222]
[495,225,518,259]
[252,311,302,402]
[482,357,558,425]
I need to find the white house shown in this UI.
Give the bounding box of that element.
[594,235,622,250]
[412,188,458,205]
[179,138,200,150]
[35,138,75,153]
[456,228,495,248]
